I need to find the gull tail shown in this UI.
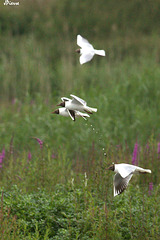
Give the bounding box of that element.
[94,50,105,56]
[84,106,97,114]
[136,167,151,174]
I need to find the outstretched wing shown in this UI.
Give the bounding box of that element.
[114,173,133,197]
[61,97,70,102]
[67,109,75,121]
[80,52,94,64]
[70,94,86,106]
[117,164,137,178]
[77,35,93,49]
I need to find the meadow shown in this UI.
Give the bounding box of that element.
[0,0,160,239]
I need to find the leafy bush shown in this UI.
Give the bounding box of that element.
[0,181,160,239]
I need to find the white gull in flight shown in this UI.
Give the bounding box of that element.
[108,163,151,197]
[76,35,105,64]
[57,94,97,114]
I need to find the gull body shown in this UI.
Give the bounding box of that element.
[52,107,90,121]
[76,35,105,64]
[57,94,97,114]
[108,163,151,197]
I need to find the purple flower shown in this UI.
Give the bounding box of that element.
[0,148,5,168]
[2,148,5,159]
[149,182,153,195]
[52,153,56,159]
[28,152,32,161]
[12,98,16,105]
[33,137,43,149]
[132,142,138,165]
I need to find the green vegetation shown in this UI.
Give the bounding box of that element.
[1,183,160,240]
[0,0,160,239]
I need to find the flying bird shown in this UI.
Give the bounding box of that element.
[57,94,97,114]
[52,108,90,121]
[108,163,151,197]
[76,35,105,64]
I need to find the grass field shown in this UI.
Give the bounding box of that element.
[1,0,160,239]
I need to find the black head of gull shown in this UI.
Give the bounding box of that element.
[57,102,65,107]
[52,109,59,114]
[107,164,115,171]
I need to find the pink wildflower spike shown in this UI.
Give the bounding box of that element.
[32,137,43,149]
[132,142,138,165]
[12,98,16,105]
[149,182,153,195]
[52,153,56,159]
[2,148,5,159]
[157,142,160,156]
[0,148,5,168]
[28,152,32,161]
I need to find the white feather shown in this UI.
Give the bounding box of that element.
[76,35,105,64]
[109,163,152,197]
[64,94,97,113]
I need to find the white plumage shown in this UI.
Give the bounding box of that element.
[57,94,97,114]
[76,35,105,64]
[108,163,151,197]
[52,107,90,121]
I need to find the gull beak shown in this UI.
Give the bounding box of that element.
[107,166,111,170]
[107,164,114,171]
[52,109,59,114]
[56,102,65,107]
[75,49,80,53]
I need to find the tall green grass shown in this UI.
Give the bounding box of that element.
[1,51,160,149]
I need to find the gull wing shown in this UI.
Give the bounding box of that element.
[117,164,137,178]
[61,97,71,102]
[114,173,133,197]
[67,109,75,121]
[75,111,90,120]
[70,94,86,106]
[80,52,94,64]
[77,35,93,49]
